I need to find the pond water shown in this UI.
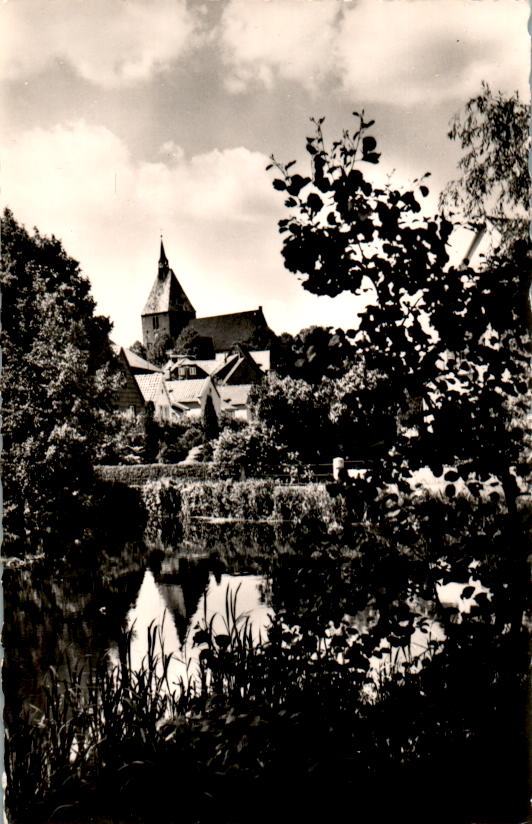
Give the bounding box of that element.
[110,567,273,690]
[2,534,468,718]
[117,562,452,696]
[3,531,529,824]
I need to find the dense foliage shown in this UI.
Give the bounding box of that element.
[272,325,358,382]
[146,329,174,365]
[211,421,289,475]
[441,82,530,254]
[95,410,203,466]
[268,99,530,514]
[174,326,215,359]
[224,367,401,464]
[248,373,333,462]
[0,209,118,548]
[128,340,147,360]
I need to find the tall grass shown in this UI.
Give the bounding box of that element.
[5,587,446,824]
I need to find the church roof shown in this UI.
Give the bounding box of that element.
[186,308,273,353]
[142,241,195,316]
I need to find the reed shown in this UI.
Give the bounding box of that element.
[5,576,527,824]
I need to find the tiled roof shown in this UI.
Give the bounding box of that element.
[142,266,195,316]
[135,373,166,404]
[167,358,217,375]
[219,384,253,407]
[211,345,264,385]
[167,378,212,404]
[123,348,162,373]
[186,308,274,352]
[210,354,240,381]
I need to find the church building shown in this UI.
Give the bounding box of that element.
[141,240,276,357]
[141,240,196,353]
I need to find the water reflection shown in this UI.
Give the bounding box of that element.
[2,543,146,724]
[3,539,459,718]
[115,567,272,690]
[3,526,528,824]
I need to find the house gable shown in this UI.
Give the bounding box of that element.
[135,372,172,422]
[212,345,264,386]
[167,377,221,418]
[113,347,146,414]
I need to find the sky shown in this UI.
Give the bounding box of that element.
[1,0,529,347]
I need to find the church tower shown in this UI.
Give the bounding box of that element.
[141,239,196,352]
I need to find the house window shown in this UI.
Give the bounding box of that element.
[178,367,185,377]
[189,366,196,376]
[152,316,159,330]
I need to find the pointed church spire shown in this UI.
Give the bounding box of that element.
[159,235,169,270]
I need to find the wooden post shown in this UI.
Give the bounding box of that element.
[332,457,344,480]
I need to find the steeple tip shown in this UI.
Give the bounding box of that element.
[159,236,168,267]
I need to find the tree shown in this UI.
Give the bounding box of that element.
[129,340,147,360]
[329,362,398,458]
[268,114,452,412]
[440,83,530,254]
[0,209,117,548]
[249,373,334,462]
[146,330,174,366]
[273,325,357,383]
[174,326,214,359]
[94,410,148,465]
[211,420,287,475]
[267,108,529,513]
[202,395,220,442]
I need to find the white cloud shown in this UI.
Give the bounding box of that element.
[0,0,198,87]
[336,0,530,105]
[219,0,341,92]
[3,0,527,102]
[219,0,529,103]
[2,120,363,345]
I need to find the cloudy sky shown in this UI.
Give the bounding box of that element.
[1,0,529,346]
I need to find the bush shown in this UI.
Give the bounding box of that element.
[211,421,288,474]
[179,479,276,522]
[248,374,335,462]
[141,480,183,546]
[273,483,347,535]
[139,478,348,544]
[95,462,238,485]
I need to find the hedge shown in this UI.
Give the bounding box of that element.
[95,462,240,485]
[138,479,348,546]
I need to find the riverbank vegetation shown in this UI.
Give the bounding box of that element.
[5,520,528,824]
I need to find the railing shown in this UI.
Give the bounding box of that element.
[253,460,372,484]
